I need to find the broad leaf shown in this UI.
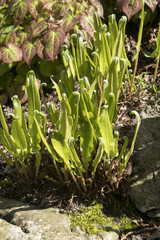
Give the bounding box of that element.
[117,0,159,20]
[28,0,43,19]
[59,4,69,17]
[0,43,22,63]
[145,0,159,12]
[12,0,29,25]
[44,28,65,61]
[60,13,80,34]
[22,40,36,65]
[34,39,44,59]
[32,19,48,38]
[16,31,28,45]
[80,14,94,38]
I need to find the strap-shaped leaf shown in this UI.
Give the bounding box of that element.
[60,70,74,97]
[112,16,127,60]
[12,95,30,147]
[108,14,118,54]
[68,92,80,138]
[59,94,73,142]
[34,117,58,161]
[107,92,116,123]
[0,148,13,166]
[106,57,118,102]
[79,77,90,91]
[49,104,59,127]
[44,28,65,61]
[0,104,9,134]
[0,43,22,63]
[61,45,76,82]
[11,119,28,150]
[68,137,85,174]
[26,70,41,126]
[80,89,95,121]
[75,36,88,77]
[97,105,114,158]
[92,137,104,179]
[68,137,86,193]
[51,131,72,172]
[80,121,94,167]
[26,70,41,149]
[51,76,62,101]
[101,29,112,71]
[0,128,17,155]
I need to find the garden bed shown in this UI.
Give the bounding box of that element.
[0,17,160,239]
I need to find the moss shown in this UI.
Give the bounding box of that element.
[70,201,136,235]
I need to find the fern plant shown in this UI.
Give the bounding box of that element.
[36,73,141,193]
[0,71,46,185]
[60,13,130,123]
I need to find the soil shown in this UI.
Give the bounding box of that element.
[0,20,160,239]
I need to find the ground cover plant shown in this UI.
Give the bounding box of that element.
[0,0,103,103]
[0,71,45,185]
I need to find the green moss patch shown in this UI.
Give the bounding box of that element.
[70,202,136,235]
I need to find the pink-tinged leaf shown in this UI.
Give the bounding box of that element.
[145,0,159,12]
[59,4,69,17]
[28,0,45,19]
[0,0,6,6]
[22,40,36,65]
[80,14,94,38]
[60,13,81,34]
[16,31,28,45]
[95,2,104,18]
[5,32,16,45]
[25,20,36,39]
[0,51,2,60]
[89,0,99,5]
[32,19,48,38]
[117,0,159,20]
[44,28,65,61]
[13,0,29,25]
[34,39,44,59]
[0,43,22,63]
[117,0,142,20]
[28,0,39,19]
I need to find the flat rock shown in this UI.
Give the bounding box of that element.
[130,92,160,217]
[0,198,119,240]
